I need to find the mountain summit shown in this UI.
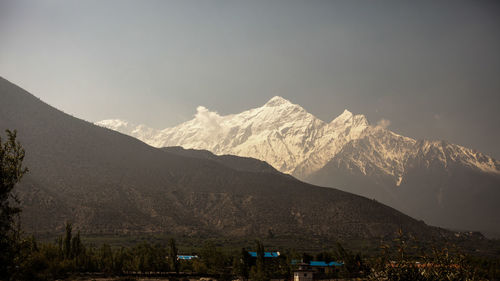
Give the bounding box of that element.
[97,96,500,236]
[97,96,498,179]
[97,96,370,176]
[264,95,294,107]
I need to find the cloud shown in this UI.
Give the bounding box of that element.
[376,118,391,129]
[195,106,223,131]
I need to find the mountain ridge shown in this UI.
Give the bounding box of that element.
[96,96,373,176]
[96,96,499,180]
[97,96,500,236]
[1,76,457,243]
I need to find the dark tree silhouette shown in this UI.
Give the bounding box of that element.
[169,238,179,274]
[0,130,28,279]
[63,222,72,259]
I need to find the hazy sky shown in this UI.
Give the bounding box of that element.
[1,0,499,158]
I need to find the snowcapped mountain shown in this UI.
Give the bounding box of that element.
[308,129,500,236]
[96,96,499,180]
[412,140,500,174]
[7,76,458,241]
[310,127,499,186]
[97,96,371,176]
[97,96,500,236]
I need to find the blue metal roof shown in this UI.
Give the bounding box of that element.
[248,251,280,258]
[177,255,198,260]
[291,260,343,267]
[309,261,343,267]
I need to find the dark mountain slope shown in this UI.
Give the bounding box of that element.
[162,146,282,175]
[0,77,451,240]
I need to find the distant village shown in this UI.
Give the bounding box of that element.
[175,251,344,281]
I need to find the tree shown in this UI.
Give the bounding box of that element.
[336,242,368,278]
[250,240,269,281]
[99,243,114,274]
[63,222,72,259]
[199,241,224,274]
[169,238,179,274]
[234,248,251,280]
[0,129,28,279]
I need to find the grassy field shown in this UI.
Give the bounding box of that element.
[34,231,388,256]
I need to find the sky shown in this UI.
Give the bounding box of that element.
[1,0,499,158]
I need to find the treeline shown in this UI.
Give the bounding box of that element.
[13,223,174,280]
[8,224,365,280]
[9,225,500,281]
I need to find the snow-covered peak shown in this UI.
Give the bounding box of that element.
[332,109,353,123]
[96,99,499,179]
[330,109,369,128]
[414,140,500,174]
[96,119,160,143]
[96,118,128,127]
[96,119,135,133]
[264,96,294,107]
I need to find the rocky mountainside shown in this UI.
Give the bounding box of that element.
[0,76,453,242]
[97,97,500,236]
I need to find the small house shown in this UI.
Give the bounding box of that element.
[293,263,314,281]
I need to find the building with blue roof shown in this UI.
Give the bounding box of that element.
[309,261,343,267]
[247,251,280,258]
[292,260,343,267]
[248,252,280,258]
[293,260,344,280]
[177,255,198,260]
